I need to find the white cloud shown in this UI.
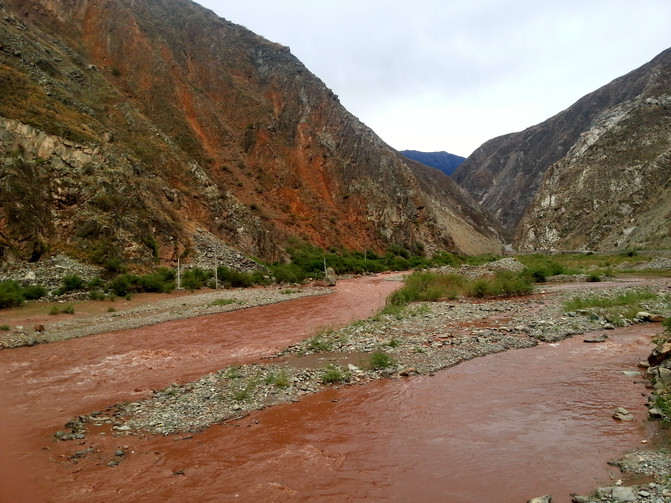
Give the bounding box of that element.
[196,0,671,156]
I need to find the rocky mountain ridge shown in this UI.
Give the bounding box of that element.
[453,47,671,251]
[0,0,503,270]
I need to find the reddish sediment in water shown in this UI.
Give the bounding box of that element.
[0,275,663,503]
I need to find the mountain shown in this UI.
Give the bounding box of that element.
[453,48,671,251]
[400,150,465,177]
[0,0,504,269]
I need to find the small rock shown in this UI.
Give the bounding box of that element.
[613,407,634,421]
[570,495,590,503]
[584,334,608,343]
[34,324,45,332]
[637,489,651,497]
[527,495,552,503]
[648,408,664,419]
[603,323,616,330]
[636,311,653,321]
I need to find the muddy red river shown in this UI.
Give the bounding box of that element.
[0,275,662,503]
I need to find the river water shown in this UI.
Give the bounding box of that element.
[0,276,663,503]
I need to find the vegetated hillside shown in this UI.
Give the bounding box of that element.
[401,150,465,176]
[453,47,671,250]
[0,0,503,270]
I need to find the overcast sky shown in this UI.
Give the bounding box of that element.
[195,0,671,157]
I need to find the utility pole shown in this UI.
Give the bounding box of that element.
[214,250,218,289]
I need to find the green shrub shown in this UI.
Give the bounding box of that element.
[48,305,60,315]
[269,263,308,284]
[180,268,211,290]
[61,274,86,292]
[137,267,175,293]
[89,290,106,301]
[217,266,254,288]
[369,350,394,370]
[0,324,10,331]
[663,317,671,331]
[21,284,46,300]
[87,277,104,290]
[61,304,75,314]
[107,274,136,297]
[0,281,24,308]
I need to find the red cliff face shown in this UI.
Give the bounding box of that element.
[0,0,503,266]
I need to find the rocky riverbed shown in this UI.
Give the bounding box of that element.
[51,278,671,503]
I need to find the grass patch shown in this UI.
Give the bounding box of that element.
[0,324,10,331]
[564,289,661,325]
[222,366,242,379]
[48,304,75,315]
[210,298,237,307]
[369,349,395,370]
[264,369,291,389]
[385,270,534,311]
[563,290,658,311]
[231,380,256,402]
[306,334,333,352]
[321,364,350,384]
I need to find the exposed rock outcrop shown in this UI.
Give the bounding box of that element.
[453,47,671,251]
[0,0,503,269]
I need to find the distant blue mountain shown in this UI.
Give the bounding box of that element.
[401,150,466,177]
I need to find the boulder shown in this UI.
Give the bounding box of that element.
[595,486,637,502]
[612,407,634,421]
[648,341,671,366]
[324,267,337,287]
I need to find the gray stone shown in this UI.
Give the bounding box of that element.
[324,267,337,286]
[648,407,664,419]
[613,407,634,421]
[655,367,671,386]
[584,334,608,343]
[611,486,637,502]
[527,495,552,503]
